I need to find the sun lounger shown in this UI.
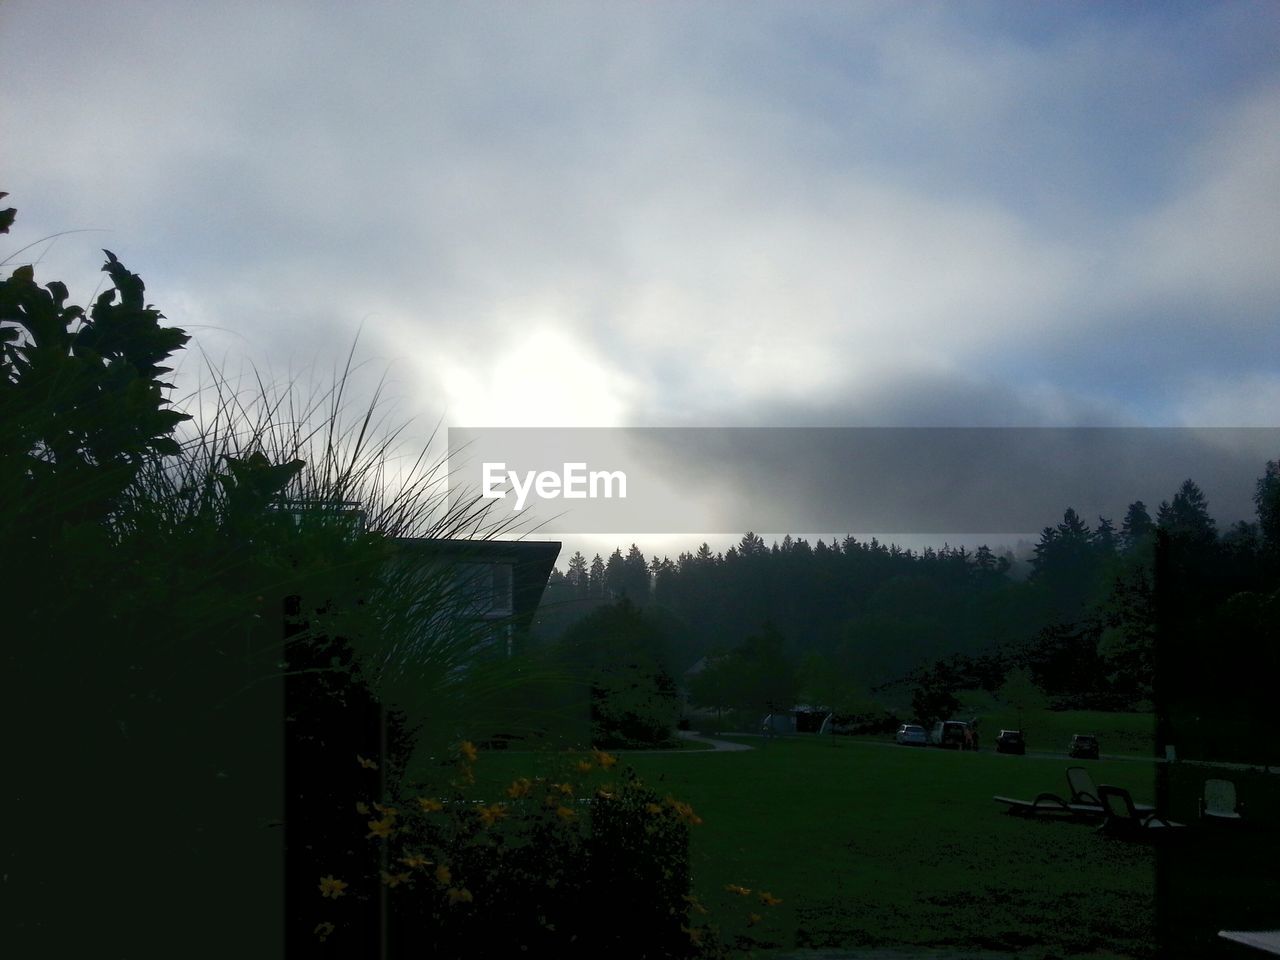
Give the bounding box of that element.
[1096,784,1185,838]
[996,764,1161,822]
[993,792,1082,817]
[1067,765,1154,814]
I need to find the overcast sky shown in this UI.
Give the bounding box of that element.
[4,2,1279,555]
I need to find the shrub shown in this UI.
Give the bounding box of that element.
[557,600,682,748]
[0,195,542,954]
[310,746,702,958]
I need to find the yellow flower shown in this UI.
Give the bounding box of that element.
[681,925,704,946]
[556,782,575,796]
[506,777,533,798]
[400,853,432,869]
[595,788,615,801]
[373,803,398,818]
[355,801,370,815]
[458,740,478,763]
[318,875,348,899]
[556,805,577,821]
[592,748,618,768]
[313,921,335,941]
[758,891,783,906]
[366,816,395,839]
[576,760,593,773]
[667,798,703,825]
[476,803,508,826]
[447,887,473,905]
[645,802,663,815]
[381,870,412,888]
[725,884,752,897]
[747,913,762,927]
[356,754,378,770]
[435,864,452,886]
[416,796,443,812]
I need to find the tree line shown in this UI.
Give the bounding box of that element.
[535,471,1279,756]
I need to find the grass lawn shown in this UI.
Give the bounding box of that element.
[642,737,1158,959]
[464,735,1162,959]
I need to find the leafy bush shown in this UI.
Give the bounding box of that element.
[0,195,537,953]
[311,745,704,958]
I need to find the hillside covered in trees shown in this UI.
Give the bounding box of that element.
[533,472,1280,760]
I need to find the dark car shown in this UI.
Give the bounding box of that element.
[1068,734,1099,760]
[995,729,1026,755]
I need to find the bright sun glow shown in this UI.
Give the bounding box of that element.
[430,325,634,428]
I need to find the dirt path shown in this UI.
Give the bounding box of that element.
[675,729,754,751]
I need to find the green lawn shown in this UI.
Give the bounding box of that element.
[642,737,1160,958]
[464,735,1161,958]
[438,732,1279,958]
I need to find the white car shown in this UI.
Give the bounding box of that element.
[895,723,928,746]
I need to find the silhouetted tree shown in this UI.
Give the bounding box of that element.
[909,660,962,726]
[557,600,679,747]
[604,547,625,598]
[1255,459,1280,562]
[1156,479,1217,547]
[588,553,606,599]
[1121,500,1155,554]
[622,543,650,601]
[1030,508,1102,622]
[1094,516,1117,553]
[567,550,589,598]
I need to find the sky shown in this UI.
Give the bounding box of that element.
[4,1,1279,560]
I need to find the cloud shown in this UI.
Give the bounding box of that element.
[1174,374,1280,428]
[1131,86,1280,314]
[2,1,1278,438]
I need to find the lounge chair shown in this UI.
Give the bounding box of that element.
[1200,778,1244,822]
[1067,765,1155,815]
[993,792,1078,817]
[1096,784,1185,838]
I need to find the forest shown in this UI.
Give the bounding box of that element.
[535,475,1279,760]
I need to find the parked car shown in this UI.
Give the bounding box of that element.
[1068,734,1099,760]
[895,723,929,746]
[930,720,973,749]
[995,729,1026,755]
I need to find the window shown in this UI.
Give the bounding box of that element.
[455,562,514,617]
